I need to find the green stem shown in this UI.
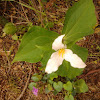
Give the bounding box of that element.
[15,1,46,16]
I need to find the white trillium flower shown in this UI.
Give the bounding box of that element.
[45,34,86,74]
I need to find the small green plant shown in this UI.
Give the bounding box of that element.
[3,22,17,35]
[12,0,96,99]
[28,72,88,99]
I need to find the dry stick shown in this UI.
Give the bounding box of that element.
[31,0,41,24]
[4,13,26,20]
[31,0,37,10]
[3,1,7,16]
[85,68,100,76]
[16,65,32,100]
[15,22,29,24]
[78,68,100,78]
[9,2,29,21]
[19,0,30,22]
[11,15,13,23]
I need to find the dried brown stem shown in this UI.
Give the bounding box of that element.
[78,68,100,78]
[19,0,30,22]
[16,64,32,100]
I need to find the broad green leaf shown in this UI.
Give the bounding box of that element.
[70,44,88,62]
[63,0,96,46]
[34,36,54,50]
[63,81,73,91]
[64,94,74,100]
[57,60,69,77]
[50,72,58,80]
[57,61,83,79]
[41,50,54,66]
[28,82,37,90]
[57,44,88,79]
[53,81,63,92]
[13,26,58,63]
[74,79,88,93]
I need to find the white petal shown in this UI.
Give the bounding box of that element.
[45,51,64,74]
[52,35,66,51]
[64,49,86,68]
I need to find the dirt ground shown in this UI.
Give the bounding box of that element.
[0,0,100,100]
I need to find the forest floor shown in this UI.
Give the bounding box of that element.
[0,0,100,100]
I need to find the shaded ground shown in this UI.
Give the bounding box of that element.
[0,0,100,100]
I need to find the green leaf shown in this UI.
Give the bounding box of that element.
[74,79,88,93]
[31,74,42,82]
[57,61,83,79]
[53,90,59,95]
[64,94,74,100]
[28,82,37,90]
[41,50,54,66]
[57,44,88,79]
[70,44,88,62]
[63,81,73,91]
[48,80,54,84]
[12,34,18,40]
[53,81,63,92]
[31,76,40,82]
[13,26,58,63]
[57,60,69,77]
[63,0,96,45]
[45,84,53,94]
[42,74,50,81]
[3,22,17,35]
[50,72,58,80]
[45,87,50,94]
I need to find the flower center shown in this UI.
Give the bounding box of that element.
[58,48,65,57]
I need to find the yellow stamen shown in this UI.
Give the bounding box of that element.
[58,49,65,57]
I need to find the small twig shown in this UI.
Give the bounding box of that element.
[4,13,26,20]
[46,0,56,8]
[19,0,30,22]
[9,2,28,21]
[16,64,32,100]
[78,68,100,78]
[15,22,29,24]
[11,15,13,23]
[3,1,7,16]
[15,0,46,16]
[85,69,100,76]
